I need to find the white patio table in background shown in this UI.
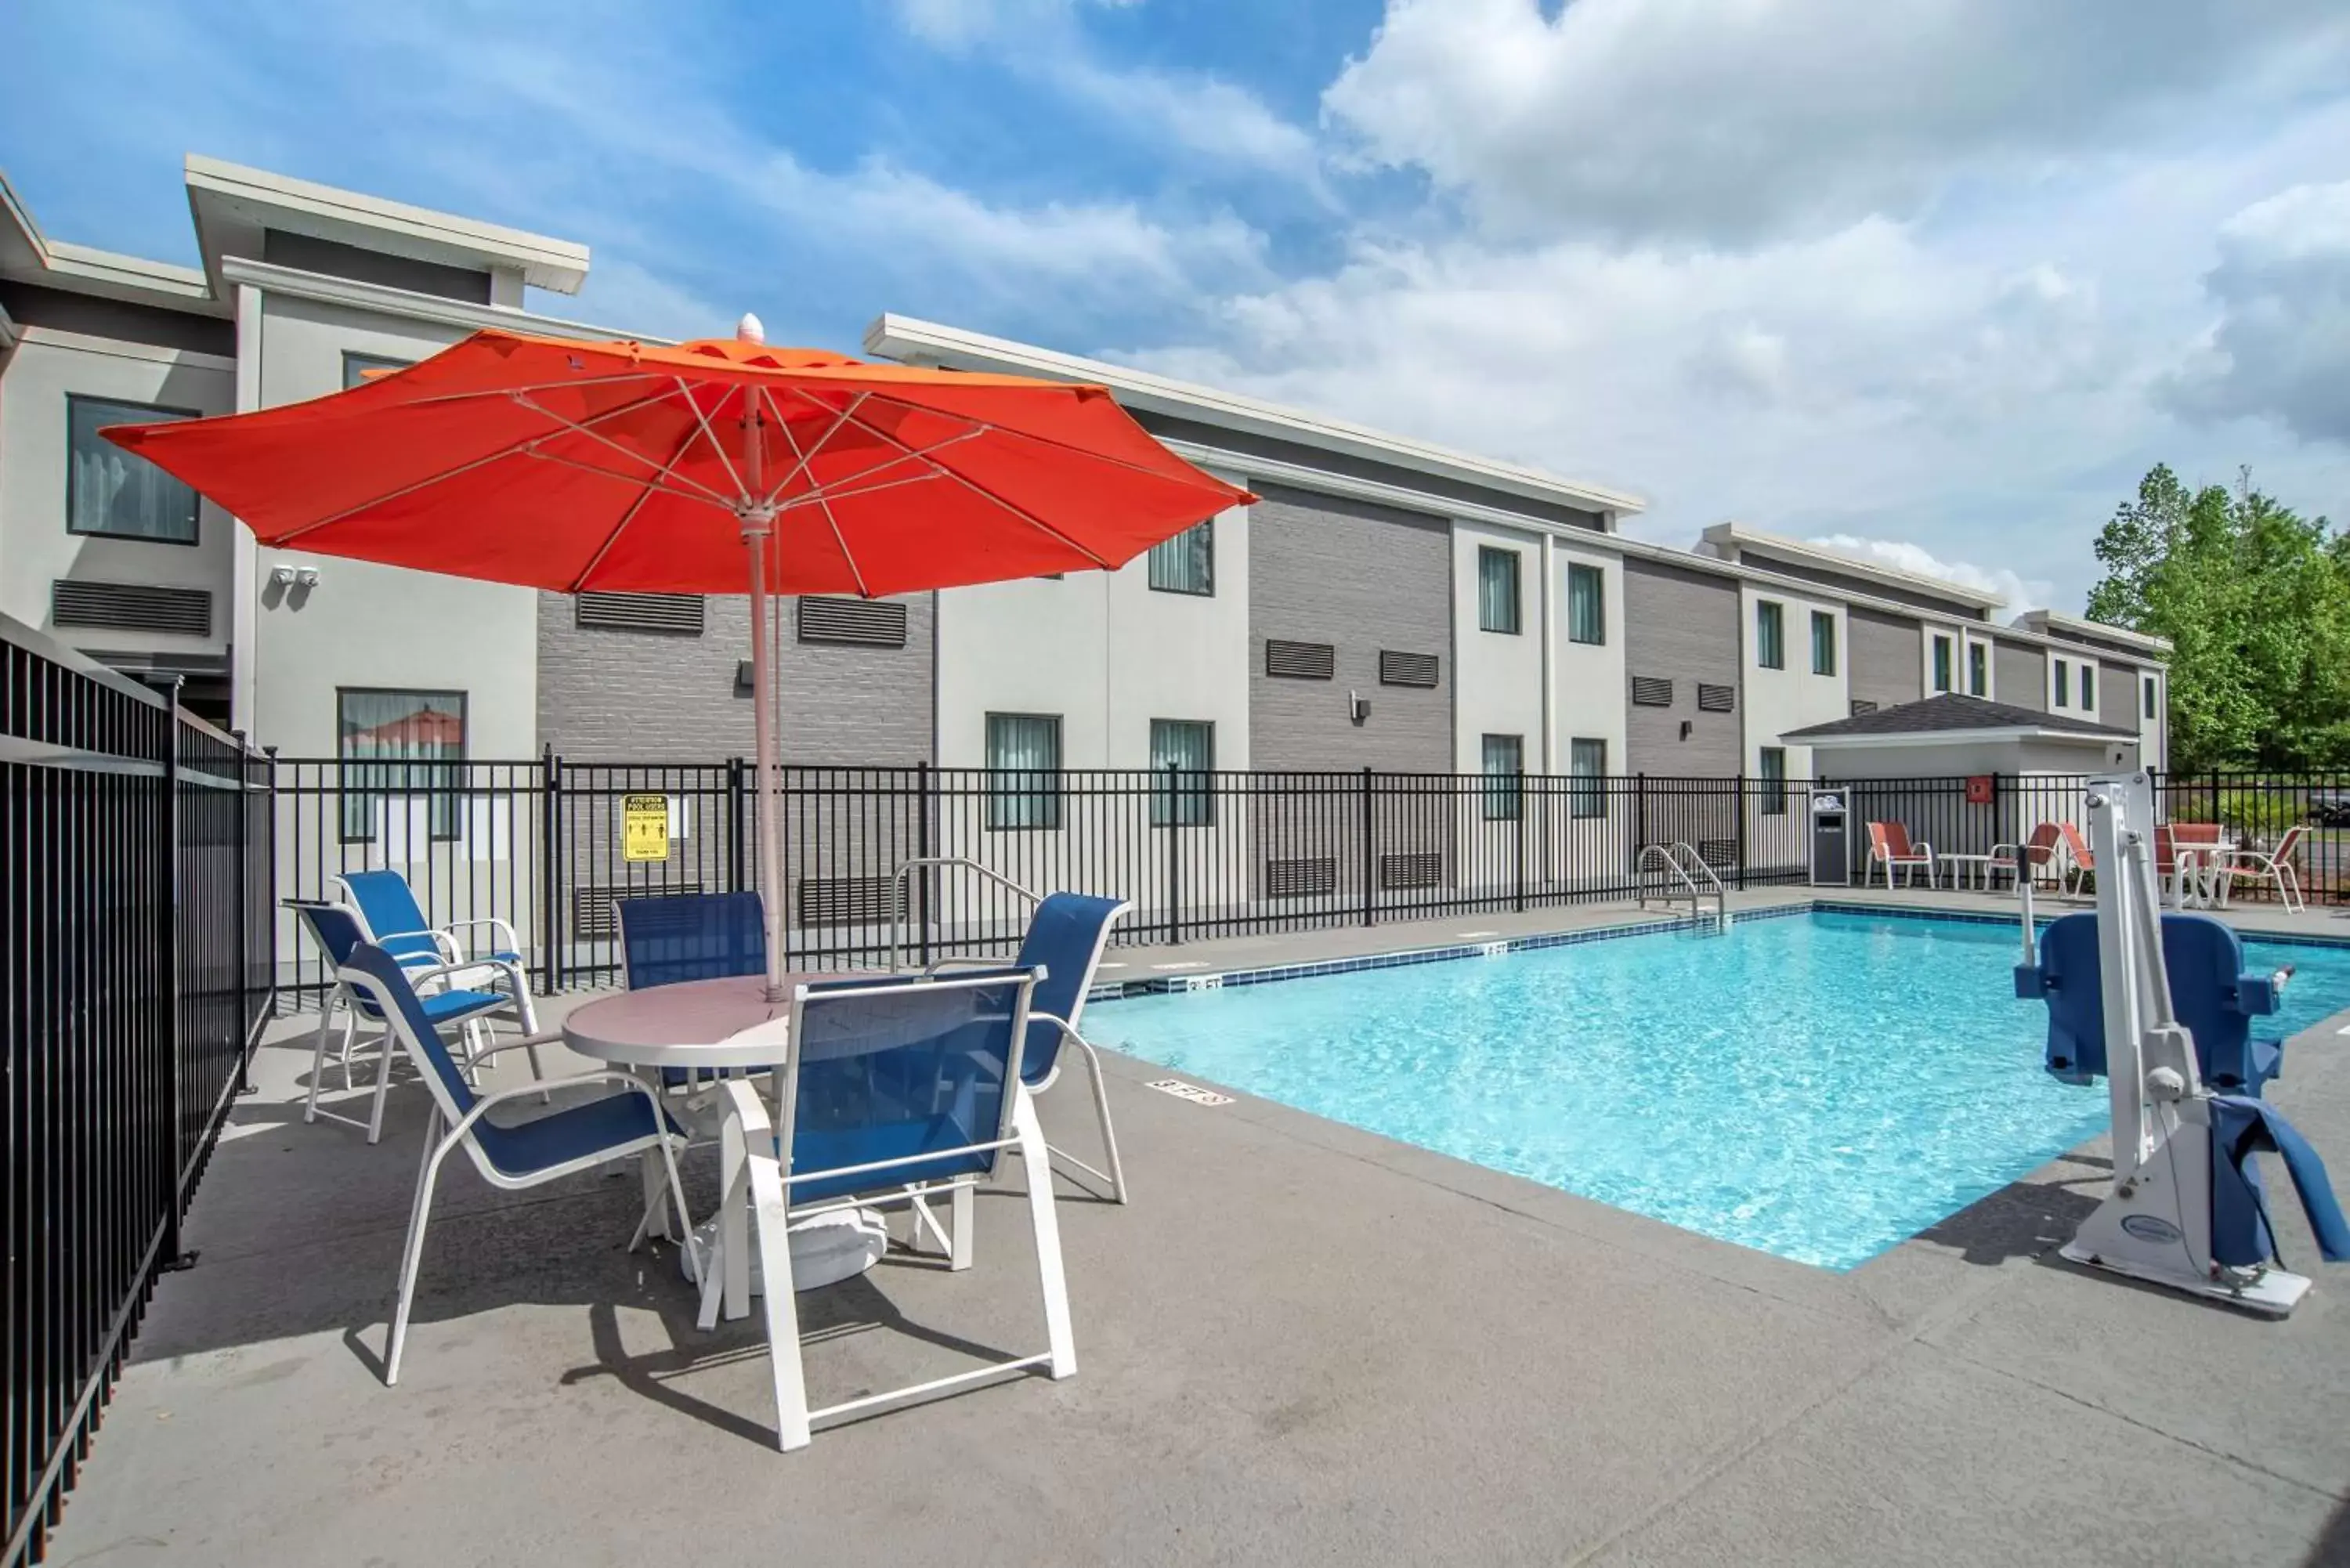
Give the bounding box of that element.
[2170,841,2238,910]
[562,974,854,1322]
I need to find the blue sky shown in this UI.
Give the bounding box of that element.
[6,0,2349,612]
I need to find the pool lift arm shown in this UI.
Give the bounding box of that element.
[2064,771,2313,1314]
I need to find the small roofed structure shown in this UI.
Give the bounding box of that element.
[1783,694,2142,873]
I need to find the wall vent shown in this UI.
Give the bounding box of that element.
[52,580,211,637]
[797,876,909,927]
[797,597,908,648]
[1264,639,1336,680]
[1265,856,1338,898]
[1630,675,1673,707]
[1379,649,1440,688]
[576,591,705,634]
[1379,851,1443,890]
[1849,699,1878,717]
[1696,683,1736,714]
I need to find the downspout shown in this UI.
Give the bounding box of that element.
[1539,532,1556,776]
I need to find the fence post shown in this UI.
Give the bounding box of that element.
[265,746,280,1020]
[232,728,254,1097]
[1733,774,1748,891]
[1360,766,1376,927]
[1635,771,1648,855]
[155,677,195,1272]
[1514,771,1528,912]
[1164,762,1182,945]
[727,755,748,894]
[916,759,933,969]
[540,747,564,993]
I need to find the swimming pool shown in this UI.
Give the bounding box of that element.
[1090,909,2350,1270]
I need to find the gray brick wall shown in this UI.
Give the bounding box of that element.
[1848,606,1922,713]
[537,591,935,763]
[1248,482,1453,773]
[1623,557,1741,775]
[1994,640,2046,712]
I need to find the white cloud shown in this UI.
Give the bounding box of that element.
[1322,0,2350,242]
[1804,535,2053,614]
[2164,179,2350,445]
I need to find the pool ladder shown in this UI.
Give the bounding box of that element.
[1636,843,1730,933]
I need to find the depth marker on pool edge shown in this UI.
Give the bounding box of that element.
[1146,1079,1234,1107]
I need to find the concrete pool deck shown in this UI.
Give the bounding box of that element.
[42,888,2350,1566]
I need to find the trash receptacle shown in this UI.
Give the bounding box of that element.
[1810,789,1849,886]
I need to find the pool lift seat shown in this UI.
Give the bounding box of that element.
[2021,771,2348,1317]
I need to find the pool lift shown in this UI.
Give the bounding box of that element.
[2043,771,2348,1317]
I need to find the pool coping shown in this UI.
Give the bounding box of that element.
[1087,894,2350,1003]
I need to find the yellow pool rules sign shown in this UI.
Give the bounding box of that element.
[623,794,670,862]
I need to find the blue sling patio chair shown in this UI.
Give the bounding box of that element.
[333,942,694,1387]
[616,891,771,1093]
[699,966,1074,1451]
[290,900,540,1142]
[888,863,1134,1205]
[334,868,539,1035]
[2017,911,2291,1095]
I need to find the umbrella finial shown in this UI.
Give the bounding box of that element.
[735,313,765,345]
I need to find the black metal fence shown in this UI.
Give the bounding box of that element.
[261,755,2350,1001]
[3,620,273,1568]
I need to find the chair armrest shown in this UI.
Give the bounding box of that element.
[2234,966,2292,1017]
[2014,964,2049,999]
[446,1070,670,1140]
[439,916,522,955]
[1914,842,1936,858]
[922,956,1019,976]
[468,1028,567,1060]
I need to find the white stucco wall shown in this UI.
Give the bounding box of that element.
[1452,519,1546,772]
[1549,533,1628,773]
[246,291,539,761]
[2045,648,2100,722]
[0,327,236,655]
[1742,582,1847,778]
[2138,667,2166,769]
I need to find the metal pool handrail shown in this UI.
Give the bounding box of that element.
[888,856,1046,972]
[1636,842,1728,931]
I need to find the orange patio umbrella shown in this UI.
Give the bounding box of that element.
[107,316,1252,994]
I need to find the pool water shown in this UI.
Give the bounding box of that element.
[1090,910,2350,1270]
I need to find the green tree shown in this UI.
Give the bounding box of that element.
[2084,465,2350,772]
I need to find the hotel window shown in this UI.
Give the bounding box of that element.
[1969,642,1988,696]
[1755,600,1784,670]
[1568,737,1607,819]
[342,351,415,388]
[1150,719,1215,827]
[985,714,1061,830]
[2144,675,2157,720]
[1481,733,1524,821]
[2053,659,2070,708]
[1810,611,1836,677]
[1147,518,1213,596]
[67,396,201,544]
[1477,546,1522,634]
[1932,635,1954,693]
[2081,665,2096,710]
[338,689,465,843]
[1758,746,1788,815]
[1567,562,1605,645]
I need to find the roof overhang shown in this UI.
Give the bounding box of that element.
[1793,725,2138,750]
[1701,522,2006,613]
[185,154,589,302]
[2010,607,2172,656]
[0,166,216,313]
[863,312,1646,522]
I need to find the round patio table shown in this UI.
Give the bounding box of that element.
[563,973,867,1321]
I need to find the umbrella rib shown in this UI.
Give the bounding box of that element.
[392,370,674,408]
[804,393,1116,569]
[511,389,735,505]
[786,383,1233,490]
[757,390,869,515]
[564,399,719,592]
[272,384,685,544]
[521,447,738,511]
[764,388,870,597]
[767,429,986,511]
[681,380,750,506]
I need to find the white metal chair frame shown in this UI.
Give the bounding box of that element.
[291,901,541,1143]
[2222,825,2308,915]
[337,956,695,1388]
[888,857,1132,1204]
[705,967,1075,1451]
[331,873,541,1031]
[1866,825,1937,891]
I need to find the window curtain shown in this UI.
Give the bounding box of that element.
[1567,564,1604,645]
[1147,519,1213,594]
[1481,733,1523,821]
[1811,612,1836,676]
[1755,602,1784,669]
[1151,720,1215,826]
[1568,737,1606,818]
[985,714,1061,829]
[1759,748,1788,815]
[69,400,197,542]
[338,691,465,842]
[1478,548,1520,633]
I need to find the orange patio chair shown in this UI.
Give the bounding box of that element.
[1866,821,1937,890]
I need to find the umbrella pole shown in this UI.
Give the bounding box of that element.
[739,381,787,1000]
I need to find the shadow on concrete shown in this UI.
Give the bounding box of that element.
[1914,1173,2102,1267]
